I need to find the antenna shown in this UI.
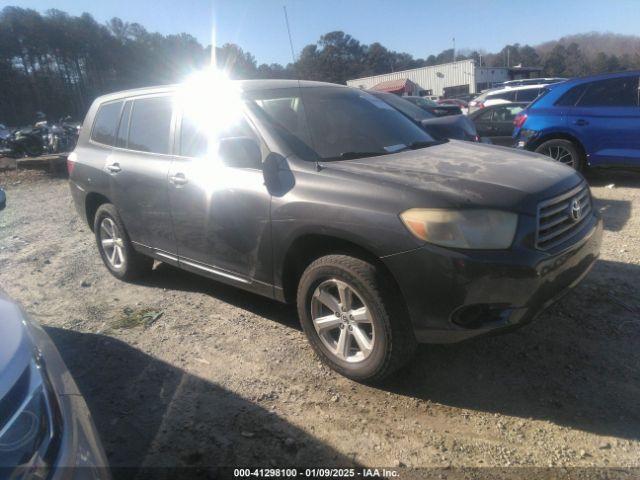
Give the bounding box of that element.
[284,6,297,65]
[282,5,321,171]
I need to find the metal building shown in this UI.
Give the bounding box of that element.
[347,60,542,98]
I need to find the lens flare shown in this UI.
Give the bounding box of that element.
[175,68,244,157]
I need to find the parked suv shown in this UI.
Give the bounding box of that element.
[468,84,550,113]
[69,78,602,382]
[513,71,640,170]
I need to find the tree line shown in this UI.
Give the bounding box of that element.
[1,6,639,126]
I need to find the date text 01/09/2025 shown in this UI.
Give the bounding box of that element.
[233,468,400,478]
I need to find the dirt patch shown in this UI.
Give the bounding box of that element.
[1,168,639,472]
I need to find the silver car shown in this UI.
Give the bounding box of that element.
[0,219,110,480]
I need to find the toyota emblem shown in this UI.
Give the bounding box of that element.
[570,198,582,222]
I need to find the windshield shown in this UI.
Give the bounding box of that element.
[247,86,435,161]
[406,97,438,108]
[368,91,435,122]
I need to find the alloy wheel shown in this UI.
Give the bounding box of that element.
[99,217,125,269]
[544,145,574,168]
[310,279,375,363]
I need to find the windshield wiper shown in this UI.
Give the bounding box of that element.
[324,151,388,161]
[399,140,445,151]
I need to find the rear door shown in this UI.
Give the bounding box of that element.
[569,75,640,166]
[106,94,177,255]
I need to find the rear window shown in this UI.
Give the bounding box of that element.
[577,76,640,107]
[515,88,541,102]
[128,96,174,154]
[555,85,586,106]
[91,101,123,146]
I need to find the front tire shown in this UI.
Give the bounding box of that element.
[297,255,416,383]
[535,139,584,171]
[94,204,153,281]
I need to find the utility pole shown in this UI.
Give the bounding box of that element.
[452,37,456,62]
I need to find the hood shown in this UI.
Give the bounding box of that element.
[324,140,581,212]
[421,115,477,141]
[0,295,33,399]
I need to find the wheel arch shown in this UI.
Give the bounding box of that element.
[279,233,404,306]
[528,131,588,165]
[84,192,111,231]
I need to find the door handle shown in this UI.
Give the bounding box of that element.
[169,173,188,186]
[573,119,589,126]
[106,162,121,173]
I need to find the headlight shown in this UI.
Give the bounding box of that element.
[400,208,518,249]
[0,357,60,475]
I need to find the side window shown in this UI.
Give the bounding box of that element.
[494,105,523,122]
[556,85,586,106]
[180,112,208,158]
[577,76,640,107]
[91,101,123,146]
[180,114,260,167]
[515,88,540,102]
[128,96,173,154]
[491,91,516,101]
[115,101,132,148]
[476,109,494,122]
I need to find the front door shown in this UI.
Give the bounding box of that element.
[105,95,176,255]
[490,104,525,146]
[168,111,272,289]
[473,108,496,141]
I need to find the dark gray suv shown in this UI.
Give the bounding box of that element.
[69,78,602,382]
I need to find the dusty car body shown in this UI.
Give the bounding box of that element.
[68,79,602,382]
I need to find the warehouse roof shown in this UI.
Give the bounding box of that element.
[370,78,418,94]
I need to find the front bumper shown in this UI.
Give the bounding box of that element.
[383,213,603,343]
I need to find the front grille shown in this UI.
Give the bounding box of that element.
[536,183,592,250]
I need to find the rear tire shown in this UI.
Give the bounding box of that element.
[297,254,416,383]
[94,204,153,281]
[535,139,584,171]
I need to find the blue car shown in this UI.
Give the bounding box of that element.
[513,71,640,170]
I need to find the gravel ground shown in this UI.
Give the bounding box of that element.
[0,167,639,477]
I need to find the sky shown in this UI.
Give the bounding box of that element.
[7,0,640,65]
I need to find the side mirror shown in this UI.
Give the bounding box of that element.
[218,136,261,169]
[0,189,6,211]
[262,152,295,196]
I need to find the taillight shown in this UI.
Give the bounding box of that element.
[513,113,528,128]
[67,151,77,175]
